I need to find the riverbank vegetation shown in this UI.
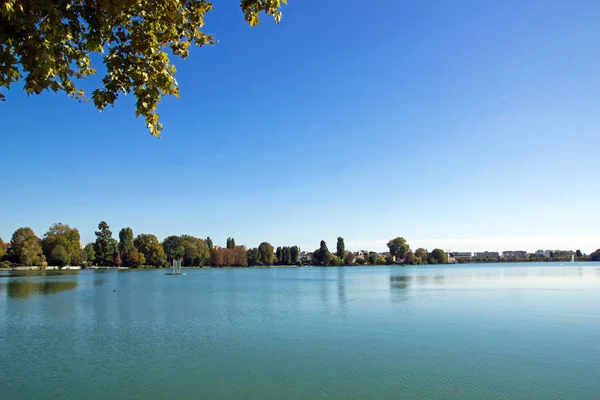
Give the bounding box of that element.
[0,222,596,269]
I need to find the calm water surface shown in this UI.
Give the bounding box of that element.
[1,263,600,399]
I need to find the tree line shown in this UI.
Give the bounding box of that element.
[1,223,597,269]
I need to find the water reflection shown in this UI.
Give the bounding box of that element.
[2,280,78,299]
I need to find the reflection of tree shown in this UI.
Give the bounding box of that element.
[390,275,412,290]
[6,280,77,298]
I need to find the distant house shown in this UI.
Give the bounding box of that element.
[299,251,313,263]
[474,251,500,259]
[450,252,472,260]
[502,251,528,259]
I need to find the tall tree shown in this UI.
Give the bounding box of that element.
[387,237,410,263]
[258,242,275,266]
[206,237,214,253]
[247,248,260,266]
[343,251,355,265]
[118,227,136,266]
[94,221,117,266]
[134,234,167,267]
[181,235,210,266]
[590,249,600,262]
[42,223,82,267]
[336,237,345,258]
[162,235,184,263]
[1,1,287,136]
[84,243,96,265]
[290,246,299,264]
[283,247,291,265]
[10,227,45,266]
[312,240,332,266]
[226,237,236,249]
[276,246,283,264]
[0,237,6,259]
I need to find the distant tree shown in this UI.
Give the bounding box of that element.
[134,234,167,267]
[84,243,96,265]
[247,247,260,266]
[10,227,45,266]
[336,237,345,258]
[290,246,299,264]
[181,235,210,266]
[206,237,214,253]
[94,221,117,266]
[226,237,236,249]
[429,249,448,264]
[590,249,600,262]
[258,242,275,266]
[405,251,416,265]
[114,253,122,267]
[118,227,136,267]
[276,246,282,264]
[129,251,145,268]
[576,249,583,258]
[387,237,410,262]
[0,237,6,259]
[343,251,355,265]
[356,256,367,265]
[162,235,184,263]
[414,248,428,264]
[283,247,292,265]
[42,223,82,266]
[312,240,332,266]
[368,252,378,265]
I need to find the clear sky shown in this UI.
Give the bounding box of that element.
[1,0,600,253]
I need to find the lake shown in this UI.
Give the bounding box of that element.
[1,263,599,399]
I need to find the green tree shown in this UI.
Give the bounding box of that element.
[94,221,117,266]
[0,237,6,260]
[134,234,167,267]
[162,235,185,263]
[312,240,332,266]
[343,251,355,265]
[42,223,82,267]
[84,243,96,265]
[336,237,345,258]
[258,242,275,266]
[414,248,428,264]
[429,249,448,264]
[226,237,236,249]
[283,246,292,265]
[387,237,410,263]
[290,246,299,264]
[118,227,136,266]
[10,227,45,266]
[368,252,378,265]
[1,0,287,137]
[206,237,214,253]
[247,247,260,266]
[181,235,210,266]
[590,249,600,262]
[405,251,416,265]
[576,249,583,258]
[276,246,283,264]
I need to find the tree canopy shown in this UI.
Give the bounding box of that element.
[387,237,410,262]
[10,227,45,266]
[42,223,82,266]
[0,0,287,137]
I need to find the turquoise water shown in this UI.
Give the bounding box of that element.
[1,263,599,399]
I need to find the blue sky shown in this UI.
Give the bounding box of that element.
[1,0,600,253]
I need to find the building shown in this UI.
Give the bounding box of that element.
[449,252,472,260]
[502,250,528,259]
[474,251,500,259]
[299,251,312,263]
[535,250,552,258]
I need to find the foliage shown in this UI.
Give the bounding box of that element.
[0,0,287,136]
[133,234,167,267]
[368,252,378,265]
[10,227,45,266]
[387,237,410,262]
[42,223,82,267]
[246,247,260,266]
[343,251,355,265]
[206,237,213,253]
[312,240,333,266]
[118,227,136,266]
[429,249,448,264]
[576,249,583,258]
[290,246,299,264]
[404,251,416,265]
[84,243,96,264]
[162,235,184,263]
[94,221,117,266]
[414,248,428,260]
[336,237,345,258]
[0,237,6,259]
[181,235,210,266]
[258,242,275,266]
[210,246,247,267]
[226,237,236,249]
[590,249,600,262]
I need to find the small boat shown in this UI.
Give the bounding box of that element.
[166,260,185,276]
